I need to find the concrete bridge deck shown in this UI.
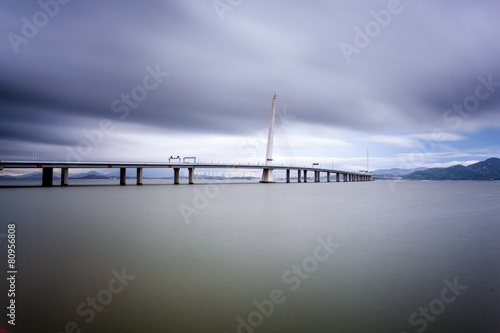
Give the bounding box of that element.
[0,161,373,187]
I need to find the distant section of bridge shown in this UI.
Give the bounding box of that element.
[0,161,373,187]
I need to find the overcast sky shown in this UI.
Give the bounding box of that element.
[1,0,500,171]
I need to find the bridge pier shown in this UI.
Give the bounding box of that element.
[137,168,143,185]
[315,171,320,182]
[260,168,276,183]
[120,168,126,185]
[42,168,53,187]
[297,170,302,183]
[61,167,68,186]
[174,168,180,184]
[343,173,347,182]
[327,172,330,182]
[303,170,308,182]
[189,167,194,184]
[286,169,290,183]
[336,173,340,182]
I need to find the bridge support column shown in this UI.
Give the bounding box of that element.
[137,168,143,185]
[61,168,68,186]
[174,168,180,184]
[188,168,194,184]
[336,173,340,182]
[315,171,320,182]
[327,172,330,182]
[304,170,308,182]
[343,173,347,182]
[42,168,53,187]
[286,169,290,183]
[297,170,302,183]
[260,169,275,183]
[120,168,126,185]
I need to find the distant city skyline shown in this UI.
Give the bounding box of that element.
[1,1,500,172]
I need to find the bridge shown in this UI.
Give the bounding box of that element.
[0,94,373,186]
[0,161,372,186]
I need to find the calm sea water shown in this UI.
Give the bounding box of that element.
[0,180,499,332]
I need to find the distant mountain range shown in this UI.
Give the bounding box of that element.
[372,167,428,177]
[403,158,500,180]
[0,170,111,180]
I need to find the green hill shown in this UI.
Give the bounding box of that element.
[403,158,500,180]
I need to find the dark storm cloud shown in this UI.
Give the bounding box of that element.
[1,0,500,159]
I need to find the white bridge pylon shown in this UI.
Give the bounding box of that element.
[260,94,277,183]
